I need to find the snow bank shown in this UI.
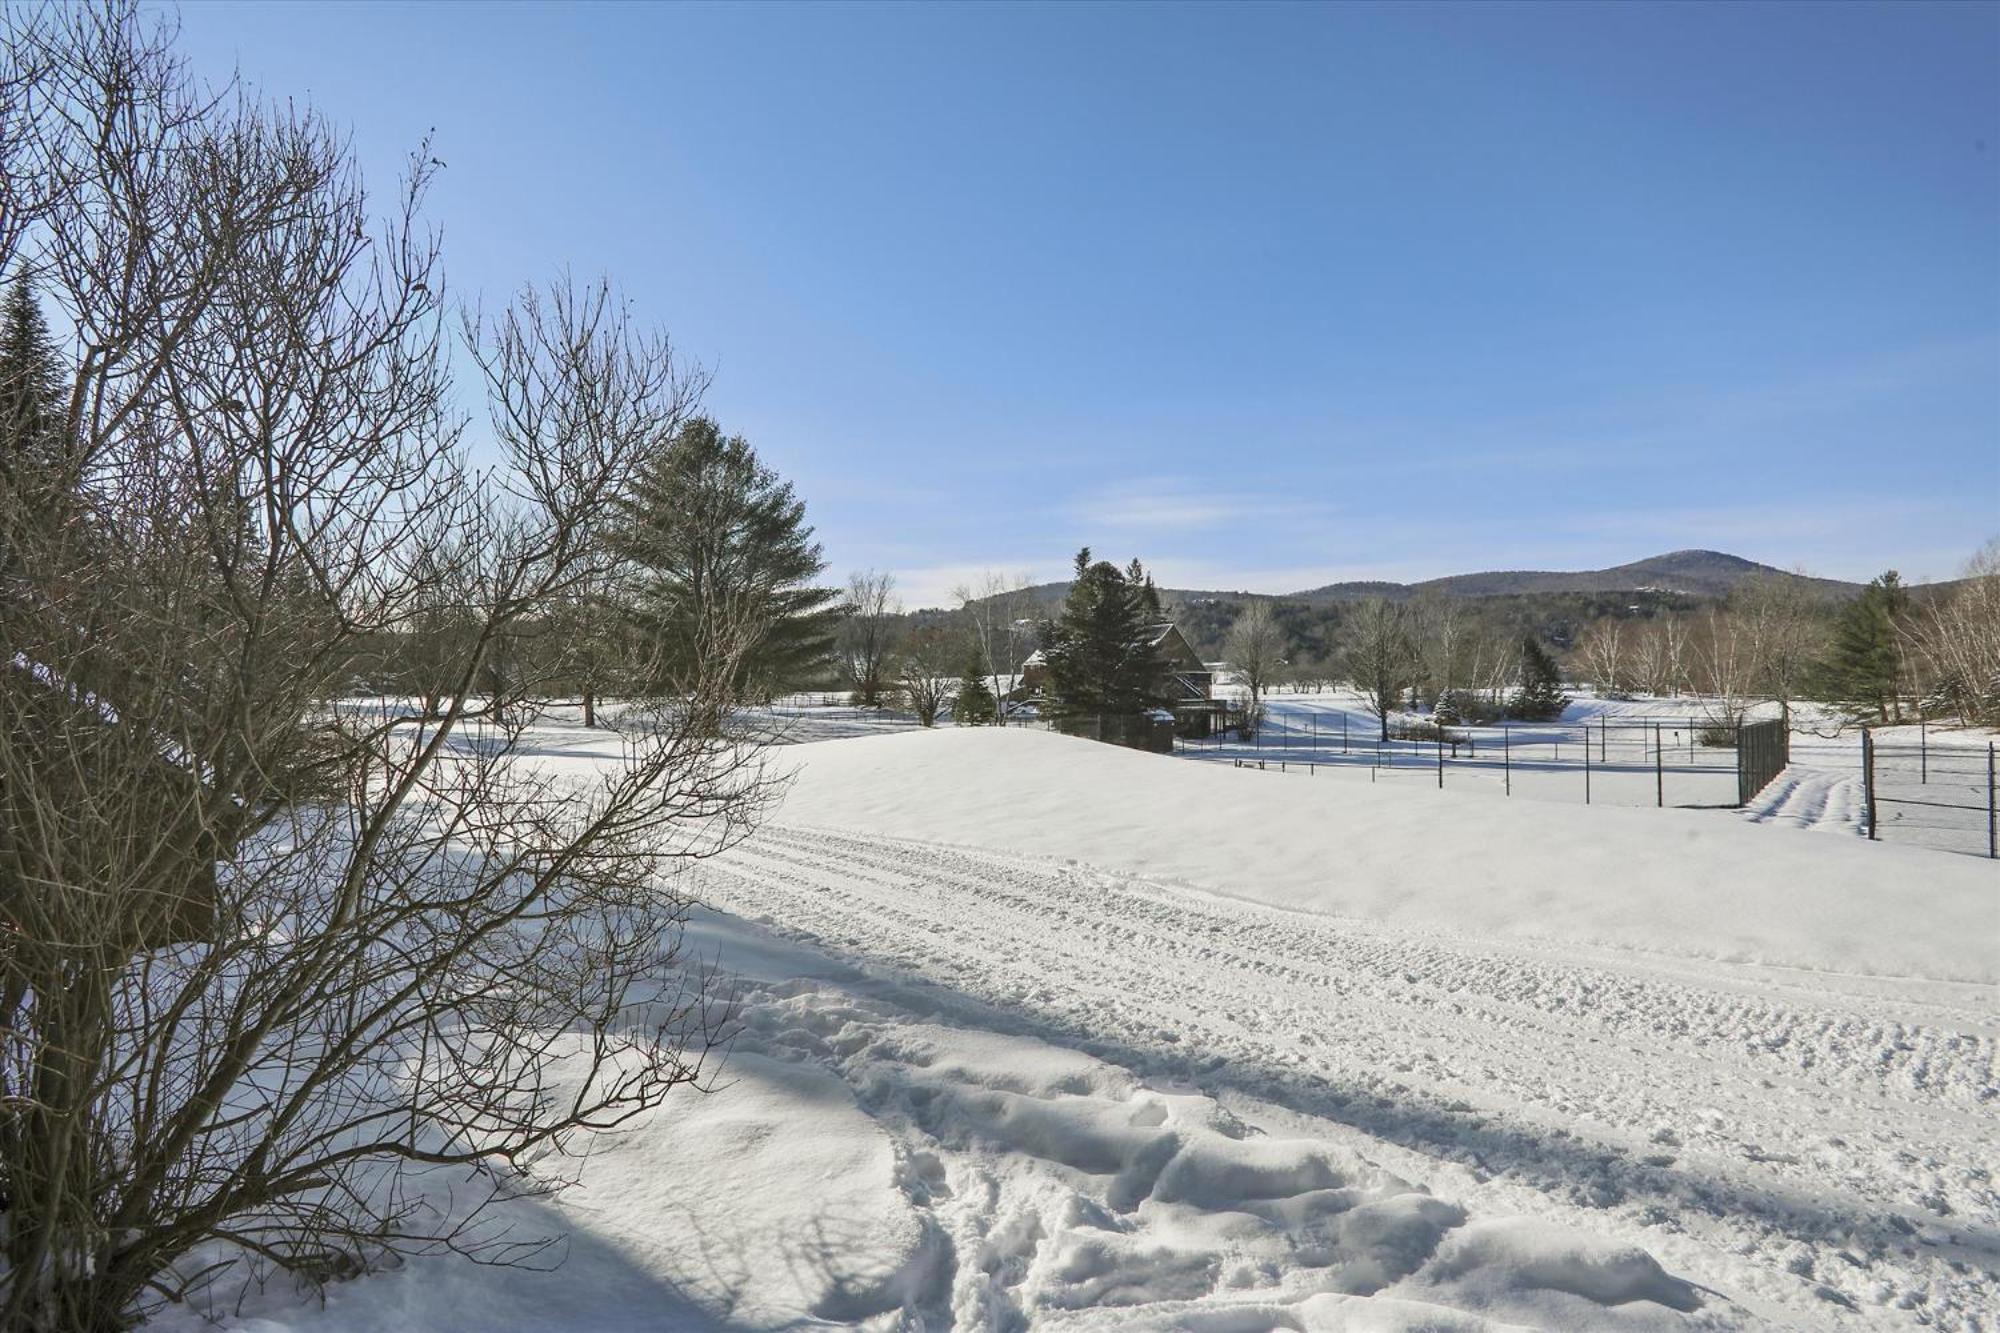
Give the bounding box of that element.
[157,1054,938,1332]
[772,728,1996,983]
[547,1052,938,1326]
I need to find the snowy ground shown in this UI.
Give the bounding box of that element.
[156,716,1997,1332]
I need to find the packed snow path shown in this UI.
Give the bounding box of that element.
[701,824,1998,1329]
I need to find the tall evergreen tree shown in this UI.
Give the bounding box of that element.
[0,278,70,513]
[1509,634,1568,721]
[1819,571,1909,722]
[1037,548,1169,718]
[953,649,997,725]
[610,417,839,706]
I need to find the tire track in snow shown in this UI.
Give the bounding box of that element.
[702,823,1998,1328]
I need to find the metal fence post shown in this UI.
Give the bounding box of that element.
[1584,728,1591,805]
[1862,728,1877,841]
[1342,712,1349,755]
[1654,722,1663,808]
[1436,732,1444,789]
[1988,742,1996,860]
[1735,720,1747,807]
[1503,723,1511,796]
[1921,716,1928,784]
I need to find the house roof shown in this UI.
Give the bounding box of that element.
[1021,623,1194,671]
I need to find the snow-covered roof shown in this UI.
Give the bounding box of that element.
[1021,624,1191,670]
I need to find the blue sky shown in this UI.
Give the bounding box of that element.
[171,1,1996,606]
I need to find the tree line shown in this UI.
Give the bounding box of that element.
[1195,563,2000,733]
[828,548,1999,741]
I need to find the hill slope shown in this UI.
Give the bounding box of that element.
[997,549,1858,611]
[1296,549,1856,601]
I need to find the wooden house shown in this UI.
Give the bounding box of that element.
[1015,622,1231,736]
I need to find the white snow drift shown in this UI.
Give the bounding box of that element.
[772,726,1996,984]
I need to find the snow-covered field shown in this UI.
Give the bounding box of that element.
[1170,690,1997,862]
[159,714,1997,1332]
[1176,690,1750,812]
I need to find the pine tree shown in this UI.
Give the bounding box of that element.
[610,417,839,708]
[1037,548,1169,719]
[0,278,80,609]
[1818,571,1908,722]
[0,278,70,510]
[1509,635,1568,721]
[953,650,997,725]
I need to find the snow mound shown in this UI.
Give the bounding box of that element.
[1389,1219,1701,1327]
[553,1052,938,1326]
[773,727,1995,983]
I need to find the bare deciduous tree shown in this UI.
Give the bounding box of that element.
[1630,612,1691,698]
[897,623,963,727]
[1224,600,1285,703]
[1691,607,1755,726]
[1732,573,1824,724]
[1410,591,1471,708]
[0,10,761,1328]
[1905,540,2000,726]
[466,277,700,726]
[840,569,901,707]
[952,569,1033,707]
[1575,618,1628,697]
[1341,598,1415,742]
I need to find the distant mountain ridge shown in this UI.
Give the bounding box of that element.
[1292,549,1859,602]
[1002,550,1860,609]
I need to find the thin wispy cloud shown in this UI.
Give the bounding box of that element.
[1067,480,1337,534]
[882,561,1045,612]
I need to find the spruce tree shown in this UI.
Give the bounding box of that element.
[953,650,997,725]
[1819,572,1908,722]
[610,417,839,707]
[1037,548,1169,719]
[0,278,79,607]
[0,278,70,510]
[1509,635,1568,721]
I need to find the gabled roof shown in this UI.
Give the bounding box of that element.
[1020,622,1201,672]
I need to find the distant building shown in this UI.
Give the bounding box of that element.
[1014,623,1230,736]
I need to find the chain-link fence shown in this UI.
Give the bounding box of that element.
[1862,729,1997,860]
[1172,713,1757,809]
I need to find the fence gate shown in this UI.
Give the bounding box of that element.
[1736,719,1788,806]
